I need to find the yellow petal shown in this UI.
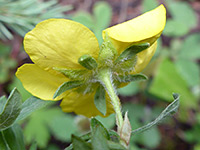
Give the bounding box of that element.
[133,41,157,73]
[60,92,114,118]
[16,64,68,100]
[24,19,100,71]
[103,5,166,53]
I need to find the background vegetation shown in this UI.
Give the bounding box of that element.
[0,0,200,149]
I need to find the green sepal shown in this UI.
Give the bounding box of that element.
[115,42,150,64]
[53,80,83,99]
[0,124,26,150]
[53,67,88,79]
[113,43,150,73]
[0,88,22,131]
[98,32,117,65]
[132,93,180,135]
[116,74,148,83]
[91,118,110,150]
[78,54,98,70]
[72,134,92,150]
[94,85,107,116]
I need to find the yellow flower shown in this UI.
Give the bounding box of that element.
[16,5,166,117]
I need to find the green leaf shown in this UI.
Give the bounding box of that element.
[91,118,110,140]
[148,59,196,108]
[48,114,78,142]
[78,54,98,70]
[178,34,200,60]
[96,114,115,129]
[94,85,107,115]
[72,12,94,30]
[16,96,53,122]
[0,88,22,131]
[91,124,109,150]
[72,135,92,150]
[8,77,32,102]
[132,93,179,135]
[1,124,26,150]
[93,1,112,44]
[142,0,158,12]
[176,59,200,87]
[107,140,126,150]
[163,19,189,37]
[64,132,91,150]
[0,131,8,150]
[24,108,60,148]
[53,80,83,99]
[93,1,112,30]
[0,96,7,114]
[115,43,150,64]
[29,142,37,150]
[167,1,197,29]
[117,74,148,83]
[118,82,139,96]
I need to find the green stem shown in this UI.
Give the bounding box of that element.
[98,68,123,132]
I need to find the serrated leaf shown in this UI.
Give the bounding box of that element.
[1,124,26,150]
[132,94,179,135]
[24,108,62,148]
[94,85,107,115]
[117,74,148,83]
[72,135,92,150]
[53,80,83,99]
[0,88,22,131]
[16,96,53,122]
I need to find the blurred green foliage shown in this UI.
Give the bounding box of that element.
[0,0,72,40]
[0,43,16,83]
[72,1,112,45]
[0,0,199,149]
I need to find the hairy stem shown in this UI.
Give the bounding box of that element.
[98,68,123,132]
